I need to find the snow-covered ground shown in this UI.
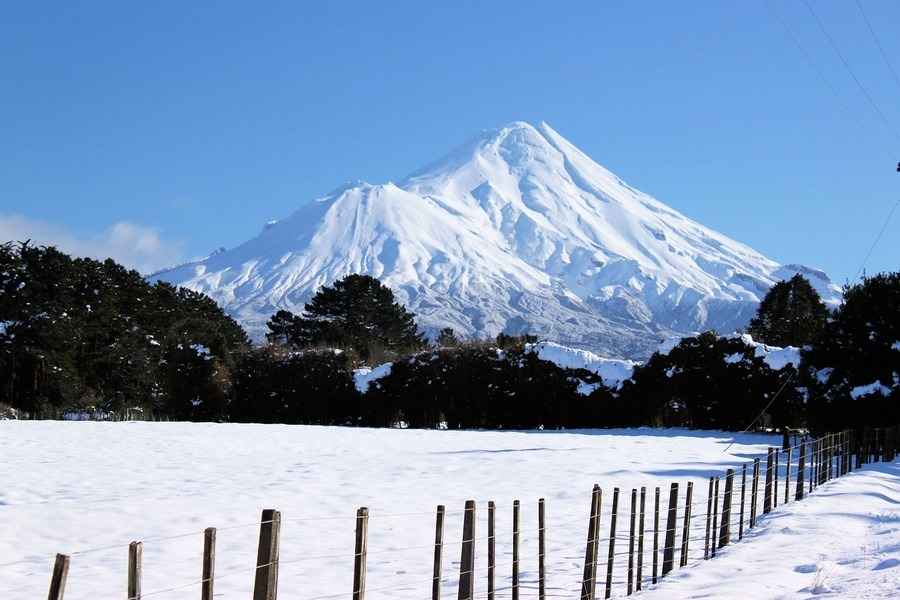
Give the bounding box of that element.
[0,422,896,599]
[644,461,900,600]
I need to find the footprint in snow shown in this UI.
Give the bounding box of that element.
[794,563,817,573]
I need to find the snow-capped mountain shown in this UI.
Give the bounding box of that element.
[152,121,840,359]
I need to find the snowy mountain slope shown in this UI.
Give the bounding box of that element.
[152,121,840,358]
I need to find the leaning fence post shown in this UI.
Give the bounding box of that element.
[796,442,806,501]
[580,485,601,600]
[703,477,713,559]
[353,508,369,600]
[719,469,733,548]
[605,488,620,599]
[627,489,636,595]
[458,500,476,600]
[47,553,70,600]
[763,448,774,514]
[637,488,645,591]
[487,501,495,600]
[512,500,520,600]
[661,483,678,575]
[680,482,693,567]
[652,487,660,584]
[433,505,445,600]
[538,498,546,600]
[253,509,281,600]
[739,464,746,540]
[750,459,760,528]
[202,527,216,600]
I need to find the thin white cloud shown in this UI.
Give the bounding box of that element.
[0,214,184,274]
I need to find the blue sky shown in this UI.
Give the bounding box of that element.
[1,1,898,282]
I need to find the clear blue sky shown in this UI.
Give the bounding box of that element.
[2,1,898,282]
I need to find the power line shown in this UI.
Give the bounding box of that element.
[855,197,900,280]
[766,1,872,138]
[801,0,900,144]
[853,0,900,93]
[767,1,899,281]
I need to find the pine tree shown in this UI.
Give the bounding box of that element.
[266,310,301,346]
[803,271,900,430]
[747,274,829,347]
[436,327,460,347]
[291,274,425,360]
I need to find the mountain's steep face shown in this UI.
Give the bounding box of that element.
[153,121,840,359]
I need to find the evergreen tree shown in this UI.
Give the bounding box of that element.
[747,274,829,347]
[803,272,900,430]
[0,241,248,418]
[266,310,302,346]
[436,327,460,347]
[495,332,538,349]
[279,274,425,360]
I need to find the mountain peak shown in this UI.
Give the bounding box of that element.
[153,121,840,359]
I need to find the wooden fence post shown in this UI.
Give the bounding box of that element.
[711,478,719,558]
[538,498,546,600]
[841,431,848,475]
[458,500,476,600]
[47,553,70,600]
[795,441,806,501]
[813,438,820,487]
[784,447,792,505]
[739,464,746,540]
[680,482,693,567]
[652,487,660,584]
[604,488,620,599]
[661,483,678,575]
[703,477,713,559]
[512,500,520,600]
[719,469,733,548]
[764,448,774,514]
[750,459,760,528]
[433,505,445,600]
[581,485,601,600]
[128,541,142,600]
[637,488,645,591]
[487,501,495,600]
[774,448,779,508]
[459,500,475,600]
[353,508,369,600]
[253,509,281,600]
[627,489,636,595]
[202,527,216,600]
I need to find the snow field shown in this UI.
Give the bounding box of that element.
[644,460,900,599]
[0,423,895,599]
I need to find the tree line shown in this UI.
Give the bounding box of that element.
[2,241,897,432]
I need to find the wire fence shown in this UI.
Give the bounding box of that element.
[7,426,899,600]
